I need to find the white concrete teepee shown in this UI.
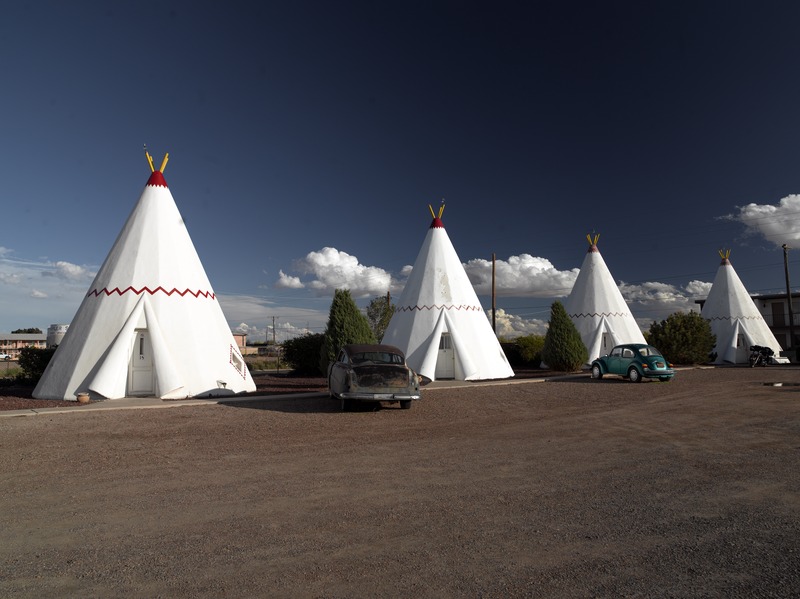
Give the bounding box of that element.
[382,205,514,382]
[563,234,646,362]
[34,152,255,400]
[701,250,784,364]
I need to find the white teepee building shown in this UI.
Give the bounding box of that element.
[563,235,646,362]
[34,152,256,400]
[701,250,785,364]
[382,205,514,382]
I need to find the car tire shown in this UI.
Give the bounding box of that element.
[628,367,642,383]
[591,364,603,380]
[400,400,412,410]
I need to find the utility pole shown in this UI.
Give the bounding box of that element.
[492,253,497,334]
[271,316,279,374]
[783,244,796,352]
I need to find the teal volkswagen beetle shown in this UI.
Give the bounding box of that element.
[591,343,674,382]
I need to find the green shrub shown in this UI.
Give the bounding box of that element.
[648,311,716,365]
[283,334,325,376]
[541,301,588,371]
[17,347,57,383]
[501,335,546,367]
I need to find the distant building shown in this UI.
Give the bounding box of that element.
[0,333,48,359]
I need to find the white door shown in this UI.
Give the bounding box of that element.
[601,333,612,355]
[128,329,154,396]
[736,334,749,363]
[435,333,455,379]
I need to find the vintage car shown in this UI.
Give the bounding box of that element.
[328,344,421,410]
[591,343,674,383]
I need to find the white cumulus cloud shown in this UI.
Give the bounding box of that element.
[463,254,579,297]
[726,194,800,247]
[493,308,548,338]
[275,270,304,289]
[281,247,394,297]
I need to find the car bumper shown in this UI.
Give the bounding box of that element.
[642,369,674,378]
[339,392,421,401]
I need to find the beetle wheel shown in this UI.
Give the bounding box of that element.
[628,367,642,383]
[591,364,603,380]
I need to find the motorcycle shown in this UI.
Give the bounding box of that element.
[749,345,774,367]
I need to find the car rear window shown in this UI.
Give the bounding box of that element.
[351,352,404,365]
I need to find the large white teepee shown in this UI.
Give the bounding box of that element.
[563,235,646,362]
[34,153,255,400]
[701,250,784,364]
[382,206,514,382]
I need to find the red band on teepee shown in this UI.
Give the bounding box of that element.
[430,217,444,229]
[146,171,168,188]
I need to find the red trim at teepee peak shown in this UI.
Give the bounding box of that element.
[430,217,444,229]
[146,171,168,188]
[720,258,731,265]
[588,244,599,253]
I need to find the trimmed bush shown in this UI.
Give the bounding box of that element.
[319,289,376,374]
[282,333,325,376]
[541,301,588,371]
[17,347,57,383]
[501,335,546,367]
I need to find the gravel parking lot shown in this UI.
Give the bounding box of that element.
[2,367,799,597]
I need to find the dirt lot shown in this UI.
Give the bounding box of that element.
[2,367,799,597]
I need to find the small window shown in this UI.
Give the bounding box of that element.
[611,347,622,357]
[623,348,634,358]
[439,334,452,350]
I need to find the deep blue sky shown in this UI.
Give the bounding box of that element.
[3,1,800,340]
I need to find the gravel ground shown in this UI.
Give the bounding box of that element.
[2,366,799,597]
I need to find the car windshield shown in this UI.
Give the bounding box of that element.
[350,352,404,365]
[637,346,663,357]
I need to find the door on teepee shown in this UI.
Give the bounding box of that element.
[435,333,455,379]
[735,333,749,363]
[128,329,154,396]
[601,333,612,355]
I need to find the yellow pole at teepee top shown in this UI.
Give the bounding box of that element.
[160,153,169,173]
[428,205,436,219]
[438,202,445,218]
[145,150,155,172]
[586,233,599,246]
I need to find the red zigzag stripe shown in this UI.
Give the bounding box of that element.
[706,316,764,321]
[569,312,631,318]
[88,286,216,299]
[397,304,483,312]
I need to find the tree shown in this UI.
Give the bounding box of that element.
[319,289,376,374]
[366,292,395,342]
[647,311,716,365]
[12,328,42,334]
[541,301,588,371]
[282,333,325,376]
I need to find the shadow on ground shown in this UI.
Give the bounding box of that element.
[219,394,411,413]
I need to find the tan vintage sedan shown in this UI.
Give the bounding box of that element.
[327,344,421,411]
